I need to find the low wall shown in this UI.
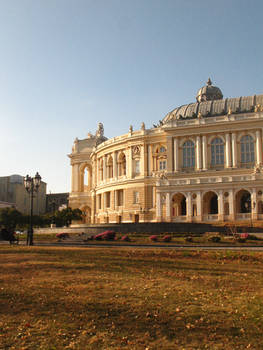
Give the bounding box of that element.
[33,222,259,235]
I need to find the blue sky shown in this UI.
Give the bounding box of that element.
[0,0,262,193]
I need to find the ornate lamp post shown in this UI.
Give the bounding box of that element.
[24,172,42,245]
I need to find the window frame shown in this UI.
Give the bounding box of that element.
[182,140,195,168]
[211,137,224,167]
[240,135,255,164]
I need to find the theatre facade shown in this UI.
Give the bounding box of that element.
[68,79,263,224]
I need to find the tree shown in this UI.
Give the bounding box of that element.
[0,208,23,231]
[53,207,83,227]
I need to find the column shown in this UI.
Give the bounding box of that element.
[251,188,257,220]
[202,136,207,170]
[103,192,106,211]
[71,164,75,192]
[91,191,95,224]
[113,152,117,179]
[148,145,153,176]
[196,191,202,221]
[141,144,145,176]
[218,190,224,221]
[128,147,133,178]
[92,159,96,188]
[156,192,161,221]
[97,158,100,184]
[166,193,171,222]
[226,133,232,168]
[186,192,192,222]
[72,164,79,192]
[231,133,237,168]
[143,144,148,177]
[196,136,202,171]
[256,130,262,165]
[173,138,179,172]
[103,155,107,181]
[229,190,235,221]
[166,136,173,172]
[114,190,118,210]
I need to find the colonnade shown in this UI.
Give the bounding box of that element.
[156,187,263,222]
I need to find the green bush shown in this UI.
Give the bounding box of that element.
[208,236,221,243]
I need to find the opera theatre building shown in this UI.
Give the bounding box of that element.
[69,79,263,225]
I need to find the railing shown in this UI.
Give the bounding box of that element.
[203,214,218,221]
[236,213,251,220]
[172,216,187,222]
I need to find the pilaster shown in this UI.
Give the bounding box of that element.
[166,192,171,222]
[231,133,237,168]
[156,192,161,222]
[173,138,179,172]
[186,192,192,222]
[256,130,262,166]
[218,190,224,221]
[196,136,202,171]
[226,133,232,168]
[202,136,207,170]
[166,136,173,172]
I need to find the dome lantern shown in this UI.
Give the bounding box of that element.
[196,78,223,103]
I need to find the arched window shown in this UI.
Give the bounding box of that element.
[211,137,224,166]
[155,145,167,171]
[107,156,113,178]
[118,153,126,176]
[182,140,195,168]
[99,158,104,181]
[240,135,254,164]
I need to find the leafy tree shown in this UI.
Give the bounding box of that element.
[53,207,83,227]
[0,208,24,231]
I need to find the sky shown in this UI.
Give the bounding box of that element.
[0,0,263,193]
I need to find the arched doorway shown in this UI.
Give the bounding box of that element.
[236,190,251,213]
[203,191,218,214]
[172,193,186,218]
[258,201,263,214]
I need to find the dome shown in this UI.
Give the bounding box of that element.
[196,78,223,103]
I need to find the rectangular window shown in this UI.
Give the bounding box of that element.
[159,160,166,170]
[117,189,124,206]
[135,160,140,174]
[106,192,111,208]
[98,194,102,209]
[133,191,139,204]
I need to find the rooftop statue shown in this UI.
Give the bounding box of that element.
[96,122,104,138]
[95,122,107,145]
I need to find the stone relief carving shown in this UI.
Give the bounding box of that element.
[254,165,262,174]
[132,145,141,157]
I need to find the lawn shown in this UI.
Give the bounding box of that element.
[1,246,263,349]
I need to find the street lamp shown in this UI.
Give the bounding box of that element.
[24,172,42,245]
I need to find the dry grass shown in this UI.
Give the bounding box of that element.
[1,246,263,349]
